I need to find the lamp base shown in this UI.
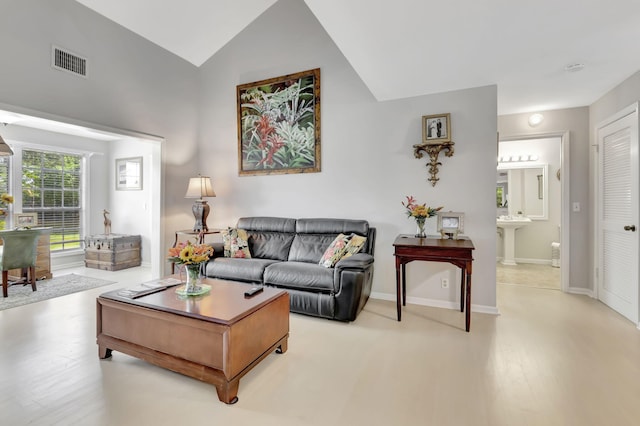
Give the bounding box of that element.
[192,200,211,232]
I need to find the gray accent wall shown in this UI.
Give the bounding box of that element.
[197,0,499,310]
[0,0,201,275]
[1,0,501,310]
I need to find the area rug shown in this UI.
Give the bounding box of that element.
[0,274,116,311]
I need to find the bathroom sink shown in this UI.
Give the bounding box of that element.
[496,217,532,230]
[497,217,531,265]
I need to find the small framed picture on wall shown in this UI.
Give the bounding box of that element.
[422,113,451,144]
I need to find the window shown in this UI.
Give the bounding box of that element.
[22,149,83,251]
[0,157,9,230]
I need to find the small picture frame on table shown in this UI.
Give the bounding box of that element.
[14,212,38,228]
[437,211,464,240]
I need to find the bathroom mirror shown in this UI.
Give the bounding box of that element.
[496,163,548,220]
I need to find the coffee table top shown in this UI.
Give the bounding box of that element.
[99,277,287,326]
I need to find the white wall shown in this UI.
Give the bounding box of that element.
[197,0,499,311]
[109,140,160,267]
[499,107,590,289]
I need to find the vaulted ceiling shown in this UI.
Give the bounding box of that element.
[75,0,640,115]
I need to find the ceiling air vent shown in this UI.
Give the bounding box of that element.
[51,45,87,77]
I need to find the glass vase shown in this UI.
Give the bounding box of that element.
[415,217,427,238]
[183,263,201,295]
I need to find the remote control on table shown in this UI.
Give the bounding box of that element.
[244,287,263,297]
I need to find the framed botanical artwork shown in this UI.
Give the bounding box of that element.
[116,157,142,190]
[237,68,321,176]
[422,113,451,144]
[14,212,38,227]
[437,211,464,239]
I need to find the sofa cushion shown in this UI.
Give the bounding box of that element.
[295,218,369,236]
[237,216,296,233]
[319,233,351,268]
[222,228,252,258]
[288,233,339,263]
[205,258,278,283]
[247,231,295,261]
[342,234,367,259]
[264,261,335,293]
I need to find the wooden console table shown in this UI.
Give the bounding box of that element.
[393,235,475,331]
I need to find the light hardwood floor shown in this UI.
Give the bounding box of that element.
[1,266,640,425]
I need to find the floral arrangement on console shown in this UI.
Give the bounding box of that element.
[402,195,442,238]
[167,240,214,295]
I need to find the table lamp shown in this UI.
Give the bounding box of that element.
[185,175,216,231]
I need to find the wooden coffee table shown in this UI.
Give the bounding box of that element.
[96,278,289,404]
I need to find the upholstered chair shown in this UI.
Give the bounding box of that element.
[0,228,44,297]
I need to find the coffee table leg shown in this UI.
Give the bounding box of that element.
[99,345,112,359]
[276,339,288,354]
[216,380,240,405]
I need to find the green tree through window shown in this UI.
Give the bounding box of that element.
[0,157,9,229]
[22,149,82,251]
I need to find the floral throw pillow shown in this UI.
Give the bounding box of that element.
[319,233,351,268]
[341,234,367,259]
[222,228,252,259]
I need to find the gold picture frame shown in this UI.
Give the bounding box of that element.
[422,113,451,144]
[237,68,321,176]
[437,211,464,239]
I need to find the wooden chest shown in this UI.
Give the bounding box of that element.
[85,234,141,271]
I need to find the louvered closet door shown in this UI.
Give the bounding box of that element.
[598,107,639,324]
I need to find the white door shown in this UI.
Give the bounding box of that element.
[597,104,639,325]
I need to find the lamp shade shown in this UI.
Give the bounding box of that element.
[0,134,14,156]
[185,176,216,199]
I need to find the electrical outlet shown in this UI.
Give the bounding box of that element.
[441,278,449,289]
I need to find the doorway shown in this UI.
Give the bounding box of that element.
[496,135,568,291]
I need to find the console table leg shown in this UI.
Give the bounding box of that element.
[460,268,466,312]
[395,260,402,321]
[465,272,472,332]
[401,263,407,306]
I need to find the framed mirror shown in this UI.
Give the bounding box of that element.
[496,163,548,220]
[115,157,143,191]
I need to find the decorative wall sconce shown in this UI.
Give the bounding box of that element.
[413,142,455,186]
[413,113,454,186]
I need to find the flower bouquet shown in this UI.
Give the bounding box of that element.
[167,240,214,295]
[402,195,443,238]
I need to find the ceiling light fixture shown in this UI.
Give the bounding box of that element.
[528,113,544,127]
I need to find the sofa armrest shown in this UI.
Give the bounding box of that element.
[335,253,374,270]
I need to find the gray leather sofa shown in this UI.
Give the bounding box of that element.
[204,217,376,322]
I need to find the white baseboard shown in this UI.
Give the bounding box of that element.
[496,257,552,265]
[567,286,593,297]
[370,292,500,315]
